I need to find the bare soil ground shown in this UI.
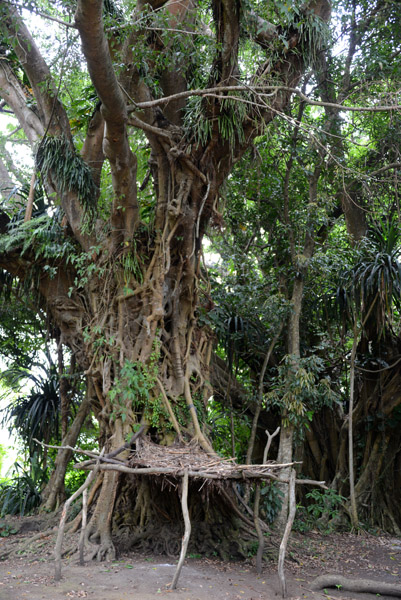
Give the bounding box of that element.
[0,521,400,600]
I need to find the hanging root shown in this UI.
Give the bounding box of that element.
[156,376,184,441]
[184,376,216,455]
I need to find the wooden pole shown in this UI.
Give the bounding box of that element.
[253,482,263,574]
[78,487,88,565]
[278,469,296,598]
[54,451,103,581]
[254,427,281,574]
[24,172,36,222]
[171,469,191,590]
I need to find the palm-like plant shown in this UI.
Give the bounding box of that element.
[337,217,401,528]
[0,453,45,516]
[0,365,60,515]
[1,364,60,456]
[340,217,401,337]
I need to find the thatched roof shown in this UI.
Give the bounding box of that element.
[126,437,294,481]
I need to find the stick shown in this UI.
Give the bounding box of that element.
[255,427,281,574]
[34,426,144,461]
[278,469,296,598]
[68,473,103,534]
[237,462,300,469]
[24,172,36,222]
[171,469,191,590]
[263,427,281,464]
[105,425,146,459]
[254,482,264,574]
[78,487,88,565]
[54,449,104,581]
[74,462,326,487]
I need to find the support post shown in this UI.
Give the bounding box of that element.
[171,469,191,590]
[254,426,281,574]
[278,468,296,598]
[78,487,88,565]
[54,451,103,581]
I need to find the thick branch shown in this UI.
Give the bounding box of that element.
[247,11,277,48]
[0,59,44,144]
[0,14,93,248]
[75,0,139,242]
[157,0,198,126]
[75,1,126,125]
[0,155,15,200]
[216,0,240,84]
[81,105,105,190]
[0,1,71,136]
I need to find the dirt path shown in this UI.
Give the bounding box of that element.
[0,529,400,600]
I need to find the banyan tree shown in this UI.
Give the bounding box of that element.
[0,0,334,558]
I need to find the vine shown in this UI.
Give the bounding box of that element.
[109,342,168,427]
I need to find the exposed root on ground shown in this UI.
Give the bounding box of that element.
[0,526,57,559]
[86,536,116,562]
[310,574,401,597]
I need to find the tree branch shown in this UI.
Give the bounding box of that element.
[215,0,241,84]
[0,155,16,200]
[0,59,44,144]
[81,104,105,190]
[129,85,401,114]
[75,0,139,243]
[0,10,95,248]
[8,2,77,29]
[246,10,277,49]
[0,1,71,136]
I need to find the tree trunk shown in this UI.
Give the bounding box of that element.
[301,341,401,532]
[275,227,315,529]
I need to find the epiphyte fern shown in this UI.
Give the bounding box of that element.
[35,136,97,218]
[0,213,76,261]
